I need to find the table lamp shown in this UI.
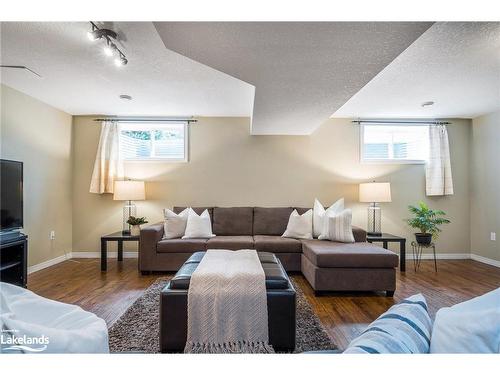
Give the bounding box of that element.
[113,180,145,234]
[359,182,391,236]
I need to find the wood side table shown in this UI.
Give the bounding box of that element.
[100,231,139,271]
[367,233,406,272]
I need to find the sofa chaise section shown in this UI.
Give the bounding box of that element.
[301,240,398,295]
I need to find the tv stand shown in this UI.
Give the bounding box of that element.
[0,233,28,288]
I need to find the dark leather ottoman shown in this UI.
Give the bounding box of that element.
[160,251,296,353]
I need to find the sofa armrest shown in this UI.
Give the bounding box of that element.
[352,226,367,242]
[140,222,164,253]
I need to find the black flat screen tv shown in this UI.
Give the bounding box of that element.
[1,159,23,231]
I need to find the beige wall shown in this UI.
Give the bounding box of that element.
[72,115,471,255]
[471,111,500,261]
[0,85,73,266]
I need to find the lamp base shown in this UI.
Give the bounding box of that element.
[367,203,382,236]
[123,201,137,234]
[367,231,382,237]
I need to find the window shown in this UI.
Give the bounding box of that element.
[360,124,429,163]
[119,122,188,161]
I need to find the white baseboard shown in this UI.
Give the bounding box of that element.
[71,251,138,259]
[26,250,500,274]
[471,254,500,268]
[405,253,470,260]
[28,253,72,274]
[28,251,139,274]
[405,252,499,268]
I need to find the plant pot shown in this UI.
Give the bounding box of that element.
[415,233,432,245]
[131,225,141,236]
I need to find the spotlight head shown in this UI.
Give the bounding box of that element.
[87,30,99,41]
[87,27,117,42]
[103,42,116,57]
[114,56,127,67]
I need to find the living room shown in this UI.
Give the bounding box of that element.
[1,1,499,373]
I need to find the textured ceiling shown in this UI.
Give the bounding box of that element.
[154,22,432,134]
[333,22,500,119]
[0,22,254,117]
[3,22,495,135]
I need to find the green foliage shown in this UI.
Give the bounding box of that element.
[406,201,450,238]
[127,216,148,226]
[122,130,151,140]
[122,129,182,141]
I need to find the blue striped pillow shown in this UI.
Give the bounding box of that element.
[343,294,432,354]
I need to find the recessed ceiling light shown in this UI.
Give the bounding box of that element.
[421,101,435,107]
[119,94,132,100]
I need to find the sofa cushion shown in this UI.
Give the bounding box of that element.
[206,235,254,250]
[301,240,399,268]
[173,207,213,223]
[157,238,208,253]
[253,207,294,235]
[294,207,311,215]
[213,207,253,235]
[254,235,302,253]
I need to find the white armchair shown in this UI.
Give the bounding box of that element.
[0,282,109,353]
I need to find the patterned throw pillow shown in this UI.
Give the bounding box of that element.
[343,294,432,354]
[313,198,344,238]
[318,208,355,243]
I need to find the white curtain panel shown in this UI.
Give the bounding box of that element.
[89,121,124,194]
[425,124,454,196]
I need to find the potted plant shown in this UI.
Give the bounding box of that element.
[127,216,148,236]
[406,202,450,245]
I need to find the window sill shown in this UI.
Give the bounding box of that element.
[360,159,427,165]
[123,159,188,163]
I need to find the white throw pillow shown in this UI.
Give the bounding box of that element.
[313,198,344,238]
[182,209,216,239]
[430,287,500,353]
[282,209,313,239]
[318,208,355,243]
[163,208,189,239]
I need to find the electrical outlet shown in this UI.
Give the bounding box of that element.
[491,232,496,241]
[50,230,55,240]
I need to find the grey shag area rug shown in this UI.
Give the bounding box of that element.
[108,276,336,353]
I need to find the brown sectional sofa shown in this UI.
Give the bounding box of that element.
[140,206,399,295]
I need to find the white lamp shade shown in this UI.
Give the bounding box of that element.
[113,181,145,201]
[359,182,392,203]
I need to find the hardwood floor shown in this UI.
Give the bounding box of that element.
[28,258,500,350]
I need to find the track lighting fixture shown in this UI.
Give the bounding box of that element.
[87,22,128,67]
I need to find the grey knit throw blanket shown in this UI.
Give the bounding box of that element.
[184,249,274,354]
